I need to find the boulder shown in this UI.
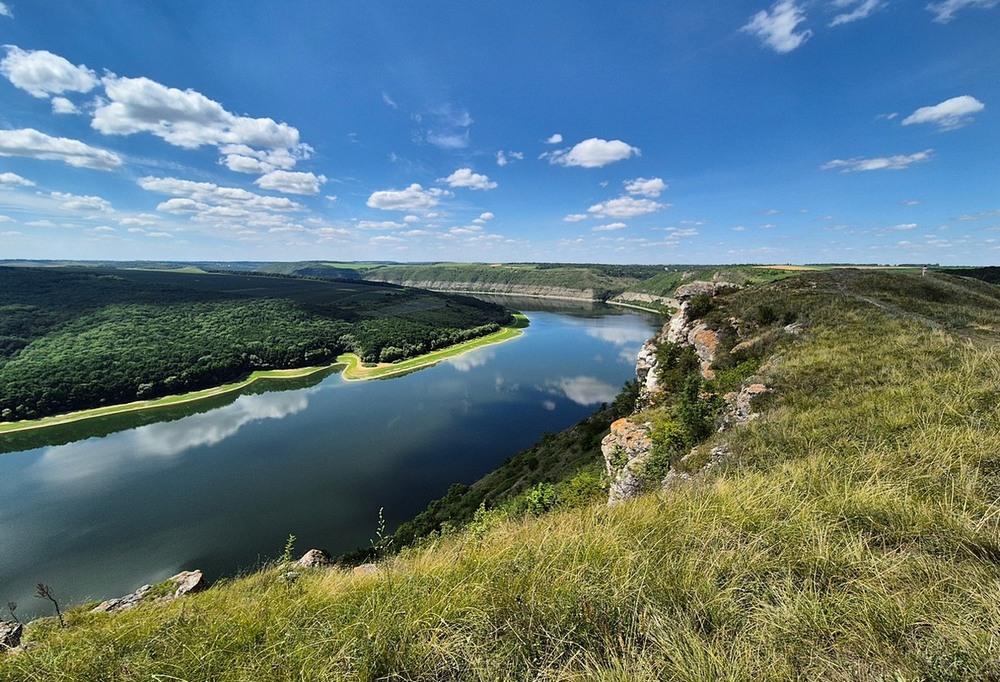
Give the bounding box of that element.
[297,549,331,568]
[352,563,379,576]
[601,418,655,506]
[170,570,206,598]
[0,620,22,650]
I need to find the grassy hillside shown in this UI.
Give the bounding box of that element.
[4,270,1000,680]
[252,261,799,300]
[0,267,510,422]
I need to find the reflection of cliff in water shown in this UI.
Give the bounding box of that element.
[0,368,337,456]
[465,294,616,318]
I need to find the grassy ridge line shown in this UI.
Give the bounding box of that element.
[0,315,528,436]
[337,313,528,380]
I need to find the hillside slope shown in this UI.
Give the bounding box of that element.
[3,270,999,680]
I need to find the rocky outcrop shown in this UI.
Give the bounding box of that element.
[0,620,22,650]
[297,549,331,568]
[722,383,768,429]
[674,280,739,301]
[601,418,655,506]
[92,569,206,614]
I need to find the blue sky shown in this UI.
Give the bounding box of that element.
[0,1,997,264]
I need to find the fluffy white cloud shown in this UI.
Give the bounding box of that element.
[592,222,628,232]
[545,133,563,144]
[93,76,308,172]
[822,149,934,172]
[0,3,11,17]
[139,176,302,213]
[478,212,495,221]
[901,95,985,130]
[254,170,327,195]
[0,46,98,98]
[220,145,302,174]
[588,196,664,219]
[927,0,998,23]
[366,183,451,211]
[543,138,640,168]
[829,0,884,26]
[357,220,405,230]
[0,171,34,187]
[624,177,667,198]
[50,96,80,115]
[563,213,588,222]
[440,168,498,190]
[0,128,122,170]
[742,1,812,53]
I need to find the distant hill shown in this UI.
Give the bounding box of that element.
[0,266,510,423]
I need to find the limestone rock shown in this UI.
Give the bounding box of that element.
[602,418,654,506]
[635,338,660,395]
[170,570,206,598]
[91,569,205,614]
[0,620,22,650]
[722,383,768,429]
[687,323,720,380]
[297,549,331,568]
[91,584,153,614]
[674,280,739,301]
[352,563,379,576]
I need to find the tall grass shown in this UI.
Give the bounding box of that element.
[3,270,999,681]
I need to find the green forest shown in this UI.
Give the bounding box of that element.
[0,266,511,422]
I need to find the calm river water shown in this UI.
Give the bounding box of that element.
[0,302,660,618]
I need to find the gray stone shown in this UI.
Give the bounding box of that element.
[352,563,379,576]
[296,548,331,568]
[601,418,655,506]
[0,620,22,650]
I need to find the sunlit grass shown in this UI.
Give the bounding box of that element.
[4,271,999,680]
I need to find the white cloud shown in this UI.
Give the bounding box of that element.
[0,171,34,187]
[822,149,934,172]
[543,376,618,406]
[423,104,473,150]
[495,150,523,167]
[139,176,302,215]
[742,1,813,53]
[830,0,884,26]
[624,177,667,198]
[563,213,588,223]
[93,75,309,172]
[478,212,495,221]
[0,3,11,18]
[220,145,302,174]
[0,128,122,170]
[403,214,421,223]
[254,170,327,195]
[93,225,117,233]
[544,137,640,168]
[51,191,114,213]
[381,91,399,109]
[357,220,405,230]
[51,96,80,114]
[901,95,985,130]
[588,196,664,219]
[592,222,628,232]
[545,133,563,144]
[440,168,497,190]
[927,0,998,23]
[0,215,14,223]
[366,183,451,212]
[0,46,98,98]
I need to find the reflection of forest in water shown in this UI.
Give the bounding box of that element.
[0,369,336,456]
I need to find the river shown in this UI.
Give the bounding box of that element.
[0,302,660,619]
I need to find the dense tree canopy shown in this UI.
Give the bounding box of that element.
[0,267,511,422]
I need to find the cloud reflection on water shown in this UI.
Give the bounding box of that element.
[31,390,315,487]
[542,376,618,406]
